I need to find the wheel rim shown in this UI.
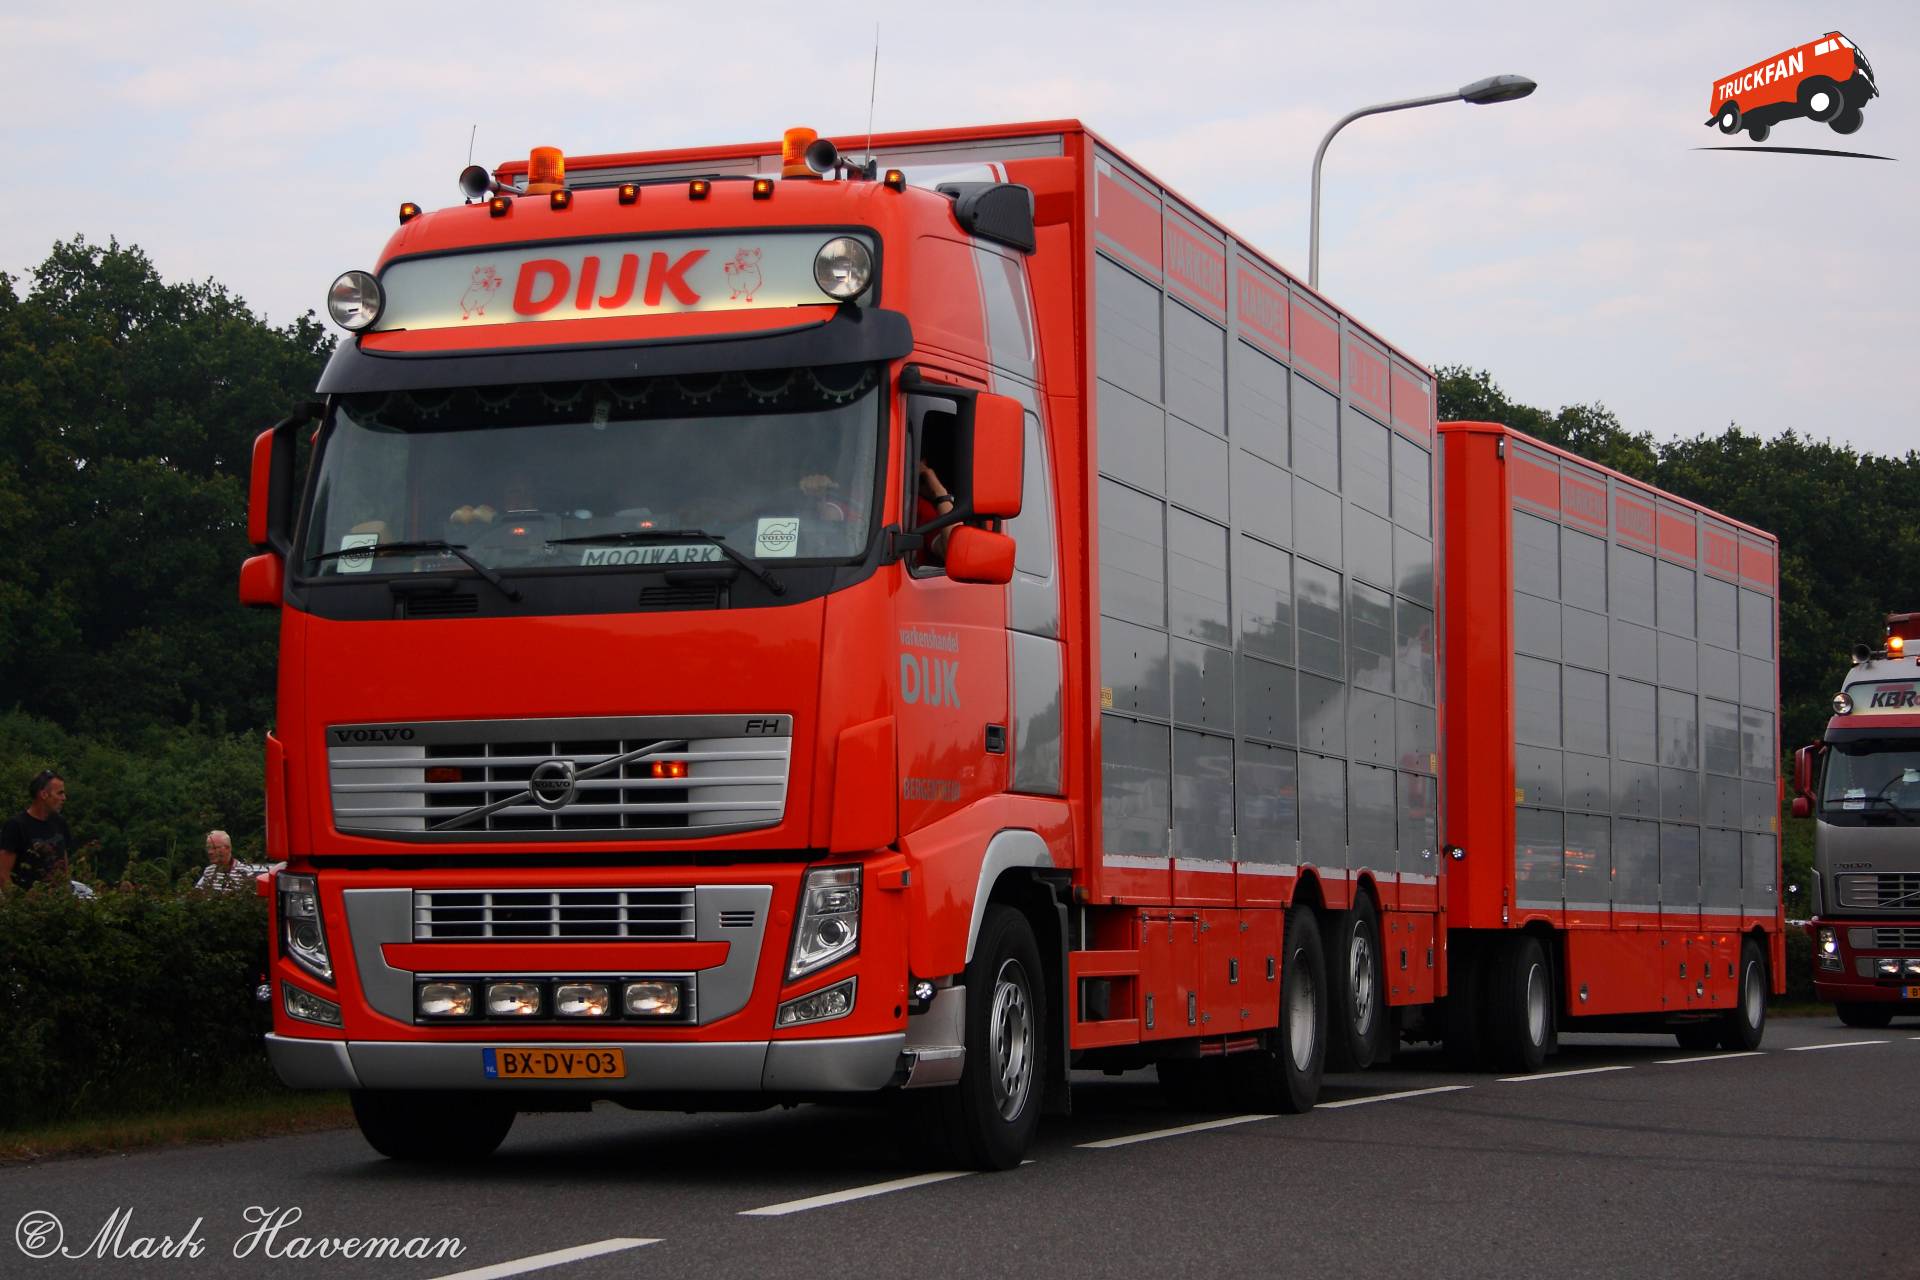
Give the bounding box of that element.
[1286,946,1318,1070]
[988,958,1035,1122]
[1525,961,1548,1046]
[1809,91,1832,114]
[1743,959,1763,1027]
[1348,926,1376,1034]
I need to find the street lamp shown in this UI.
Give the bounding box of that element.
[1308,74,1536,289]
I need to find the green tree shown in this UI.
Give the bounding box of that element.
[0,237,332,736]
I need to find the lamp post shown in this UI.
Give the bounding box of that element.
[1308,74,1536,290]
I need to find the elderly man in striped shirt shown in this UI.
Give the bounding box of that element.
[194,829,264,892]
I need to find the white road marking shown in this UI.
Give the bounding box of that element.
[1319,1085,1473,1109]
[740,1171,974,1216]
[1785,1039,1890,1052]
[1654,1051,1765,1064]
[1079,1114,1276,1148]
[428,1239,658,1280]
[1498,1065,1633,1083]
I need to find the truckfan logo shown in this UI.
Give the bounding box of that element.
[1701,30,1886,156]
[529,759,579,811]
[459,265,503,320]
[723,248,764,301]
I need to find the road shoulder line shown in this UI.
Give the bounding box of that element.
[1785,1039,1890,1051]
[428,1238,659,1280]
[1653,1051,1765,1064]
[1498,1065,1633,1083]
[1319,1085,1473,1109]
[1079,1114,1276,1149]
[741,1170,974,1216]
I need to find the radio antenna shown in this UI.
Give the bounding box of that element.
[863,23,880,173]
[467,124,478,168]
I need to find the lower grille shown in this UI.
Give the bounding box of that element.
[1872,926,1920,949]
[414,887,695,940]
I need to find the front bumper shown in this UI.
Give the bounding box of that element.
[1809,919,1920,1004]
[267,1031,907,1093]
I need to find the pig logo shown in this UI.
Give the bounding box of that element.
[460,265,503,319]
[723,248,764,302]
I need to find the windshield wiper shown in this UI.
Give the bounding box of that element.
[1833,793,1919,824]
[547,529,785,596]
[309,540,521,602]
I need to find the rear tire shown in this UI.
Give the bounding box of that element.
[1799,76,1843,122]
[1836,1001,1894,1029]
[1716,103,1741,135]
[350,1091,515,1162]
[1325,895,1386,1072]
[1746,121,1771,143]
[929,905,1045,1170]
[1485,934,1554,1074]
[1230,905,1325,1113]
[1719,936,1768,1050]
[1830,107,1864,135]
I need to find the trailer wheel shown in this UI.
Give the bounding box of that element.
[1719,936,1768,1050]
[1325,895,1386,1072]
[1485,934,1554,1074]
[350,1091,515,1162]
[1829,107,1864,135]
[1835,1002,1893,1029]
[1716,103,1741,135]
[1746,121,1771,143]
[930,904,1045,1170]
[1230,904,1325,1113]
[1799,76,1844,122]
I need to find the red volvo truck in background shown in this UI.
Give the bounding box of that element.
[1794,612,1920,1026]
[1706,30,1878,141]
[242,120,1783,1169]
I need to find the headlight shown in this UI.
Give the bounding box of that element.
[1833,692,1854,715]
[486,982,542,1017]
[284,983,342,1028]
[327,270,383,331]
[1905,959,1920,978]
[623,980,684,1017]
[789,865,861,978]
[1876,958,1901,978]
[278,873,332,983]
[777,977,856,1027]
[417,982,475,1018]
[814,238,872,300]
[1816,926,1843,971]
[555,982,612,1018]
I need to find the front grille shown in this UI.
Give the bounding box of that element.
[1836,873,1920,910]
[403,593,479,617]
[1872,926,1920,949]
[639,585,722,610]
[328,714,792,840]
[414,887,695,940]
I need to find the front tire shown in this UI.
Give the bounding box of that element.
[1231,905,1325,1112]
[1485,934,1554,1074]
[930,905,1045,1169]
[1799,76,1843,122]
[1836,1001,1894,1029]
[1325,895,1387,1071]
[351,1091,515,1162]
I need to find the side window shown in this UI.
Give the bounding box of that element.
[1006,410,1055,582]
[906,393,960,572]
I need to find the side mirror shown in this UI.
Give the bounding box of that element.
[1790,795,1811,820]
[1792,744,1817,798]
[944,527,1016,585]
[967,393,1024,519]
[239,405,316,610]
[238,553,285,608]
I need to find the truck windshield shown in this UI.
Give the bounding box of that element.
[298,364,882,578]
[1821,739,1920,822]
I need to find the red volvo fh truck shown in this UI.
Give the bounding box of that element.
[243,120,1783,1168]
[1794,612,1920,1026]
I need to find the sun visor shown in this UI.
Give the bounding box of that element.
[316,306,913,394]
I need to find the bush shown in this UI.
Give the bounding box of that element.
[0,884,273,1129]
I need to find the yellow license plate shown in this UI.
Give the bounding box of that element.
[1905,986,1920,1000]
[483,1048,624,1080]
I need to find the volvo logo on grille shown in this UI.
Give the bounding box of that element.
[529,759,579,811]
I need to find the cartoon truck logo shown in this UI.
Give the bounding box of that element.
[1707,31,1878,142]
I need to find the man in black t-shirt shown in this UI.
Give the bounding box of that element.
[1,770,72,891]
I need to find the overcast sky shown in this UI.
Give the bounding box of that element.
[4,1,1913,455]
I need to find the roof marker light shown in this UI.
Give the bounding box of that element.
[883,168,906,192]
[489,195,511,218]
[618,183,640,205]
[1891,635,1907,657]
[550,189,572,211]
[752,177,774,200]
[689,179,710,201]
[782,126,819,178]
[398,202,422,224]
